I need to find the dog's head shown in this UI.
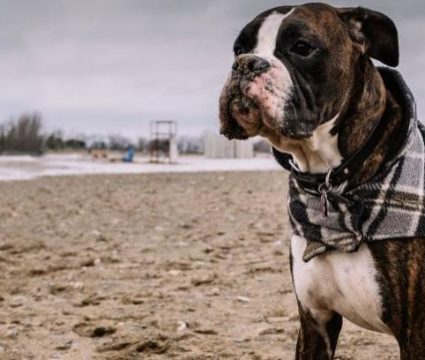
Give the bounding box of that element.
[219,3,398,141]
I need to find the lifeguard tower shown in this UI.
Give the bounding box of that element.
[149,120,178,163]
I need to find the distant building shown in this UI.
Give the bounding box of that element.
[204,132,254,158]
[177,136,204,154]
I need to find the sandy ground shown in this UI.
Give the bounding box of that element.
[0,171,400,359]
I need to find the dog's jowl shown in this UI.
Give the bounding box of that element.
[219,3,425,359]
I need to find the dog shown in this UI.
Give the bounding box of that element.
[219,3,425,359]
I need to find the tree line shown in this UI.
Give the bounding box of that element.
[0,113,205,155]
[0,114,86,154]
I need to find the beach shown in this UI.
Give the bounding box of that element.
[0,171,399,359]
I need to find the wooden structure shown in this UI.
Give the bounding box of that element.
[149,121,178,163]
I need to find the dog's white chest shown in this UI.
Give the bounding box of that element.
[291,235,391,334]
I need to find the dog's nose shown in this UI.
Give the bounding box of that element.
[232,56,270,73]
[249,57,270,72]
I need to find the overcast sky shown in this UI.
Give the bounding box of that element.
[1,0,424,139]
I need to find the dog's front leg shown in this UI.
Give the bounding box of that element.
[295,303,342,360]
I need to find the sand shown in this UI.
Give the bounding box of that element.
[0,171,399,359]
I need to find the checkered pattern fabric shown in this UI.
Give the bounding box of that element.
[278,68,425,262]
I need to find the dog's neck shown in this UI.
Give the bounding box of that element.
[267,60,402,185]
[336,61,402,186]
[262,118,343,173]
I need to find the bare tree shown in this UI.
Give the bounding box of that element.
[0,113,44,154]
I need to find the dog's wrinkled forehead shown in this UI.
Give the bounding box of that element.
[234,4,345,57]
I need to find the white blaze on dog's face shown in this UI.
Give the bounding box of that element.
[244,11,295,133]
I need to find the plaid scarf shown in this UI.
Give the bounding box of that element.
[273,68,425,262]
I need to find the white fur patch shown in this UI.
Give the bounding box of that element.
[299,116,343,173]
[268,116,343,174]
[291,234,392,334]
[306,116,341,164]
[254,9,294,55]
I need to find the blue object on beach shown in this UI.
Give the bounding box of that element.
[122,147,135,163]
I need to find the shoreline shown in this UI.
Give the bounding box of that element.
[0,154,281,182]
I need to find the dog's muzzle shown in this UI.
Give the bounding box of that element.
[219,54,293,140]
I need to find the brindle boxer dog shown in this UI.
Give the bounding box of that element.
[219,3,425,360]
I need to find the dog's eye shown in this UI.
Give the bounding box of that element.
[290,41,315,57]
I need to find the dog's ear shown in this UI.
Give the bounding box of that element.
[338,7,399,67]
